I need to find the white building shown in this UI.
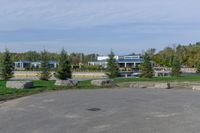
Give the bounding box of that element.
[14,60,58,70]
[31,62,41,69]
[14,60,31,70]
[88,54,144,70]
[97,55,119,61]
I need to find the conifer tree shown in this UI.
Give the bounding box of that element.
[0,49,14,80]
[39,50,51,80]
[106,51,119,78]
[171,57,181,77]
[55,49,72,80]
[140,53,154,78]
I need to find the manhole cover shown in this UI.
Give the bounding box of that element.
[87,108,101,111]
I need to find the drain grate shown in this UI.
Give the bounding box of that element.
[87,108,101,112]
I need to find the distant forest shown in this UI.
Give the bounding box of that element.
[150,42,200,68]
[0,51,98,65]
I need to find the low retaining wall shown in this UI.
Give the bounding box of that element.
[118,81,200,89]
[13,71,107,79]
[129,82,170,89]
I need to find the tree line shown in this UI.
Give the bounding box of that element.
[0,49,72,81]
[0,48,184,81]
[1,41,200,80]
[152,42,200,68]
[105,41,199,78]
[0,50,103,71]
[1,42,200,68]
[0,49,120,80]
[0,51,98,65]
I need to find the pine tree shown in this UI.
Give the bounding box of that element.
[171,57,181,77]
[0,49,14,80]
[106,51,119,78]
[55,49,72,80]
[39,50,51,80]
[196,60,200,74]
[140,53,153,78]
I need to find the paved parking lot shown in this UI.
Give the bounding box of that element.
[1,88,200,133]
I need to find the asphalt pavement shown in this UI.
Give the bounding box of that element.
[1,88,200,133]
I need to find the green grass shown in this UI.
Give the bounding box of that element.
[0,80,45,101]
[0,80,98,101]
[114,76,200,83]
[34,80,56,89]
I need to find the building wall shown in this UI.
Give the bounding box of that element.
[14,61,58,70]
[89,54,144,71]
[97,56,118,61]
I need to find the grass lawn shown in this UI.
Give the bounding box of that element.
[0,80,95,101]
[114,75,200,83]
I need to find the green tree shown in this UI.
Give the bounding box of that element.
[106,51,119,78]
[24,51,39,61]
[156,47,175,67]
[171,57,181,77]
[55,49,72,80]
[196,60,200,74]
[39,50,51,80]
[0,49,14,80]
[140,53,153,78]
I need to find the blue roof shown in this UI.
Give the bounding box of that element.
[90,58,143,63]
[117,59,144,63]
[32,61,58,64]
[15,61,58,64]
[49,61,58,64]
[119,54,141,56]
[31,62,41,64]
[89,60,107,63]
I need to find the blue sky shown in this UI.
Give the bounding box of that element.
[0,0,200,54]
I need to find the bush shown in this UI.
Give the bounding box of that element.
[106,51,119,78]
[39,50,51,80]
[0,49,14,80]
[171,57,181,77]
[140,53,153,78]
[55,49,72,80]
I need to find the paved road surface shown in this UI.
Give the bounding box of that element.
[1,88,200,133]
